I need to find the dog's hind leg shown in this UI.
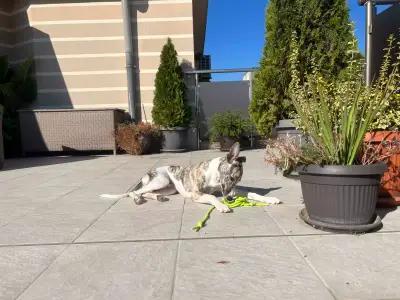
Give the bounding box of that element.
[129,172,172,204]
[141,185,177,202]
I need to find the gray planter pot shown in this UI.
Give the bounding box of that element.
[275,119,307,145]
[219,136,238,151]
[299,163,387,233]
[161,127,187,152]
[218,136,251,152]
[0,107,3,169]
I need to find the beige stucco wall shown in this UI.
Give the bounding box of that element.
[1,0,199,121]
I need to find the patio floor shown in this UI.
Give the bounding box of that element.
[0,149,399,300]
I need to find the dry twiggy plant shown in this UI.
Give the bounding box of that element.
[361,138,400,165]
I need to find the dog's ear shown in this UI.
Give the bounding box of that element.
[227,142,240,163]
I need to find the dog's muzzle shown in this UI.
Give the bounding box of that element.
[237,156,246,163]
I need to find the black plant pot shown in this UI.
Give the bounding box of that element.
[137,134,152,155]
[299,163,387,233]
[161,127,187,152]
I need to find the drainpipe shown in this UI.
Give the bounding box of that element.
[365,0,375,86]
[121,0,136,120]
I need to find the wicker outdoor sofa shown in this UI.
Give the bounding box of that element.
[18,108,126,155]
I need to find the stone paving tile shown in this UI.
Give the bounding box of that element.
[291,233,400,299]
[0,208,105,246]
[376,206,400,232]
[36,198,114,216]
[0,187,81,228]
[0,199,44,228]
[76,201,183,243]
[0,245,66,300]
[0,170,34,183]
[173,237,334,300]
[180,201,284,238]
[237,179,303,206]
[2,171,69,191]
[57,186,123,204]
[0,185,77,201]
[38,172,106,188]
[18,241,177,300]
[78,178,140,194]
[265,205,334,236]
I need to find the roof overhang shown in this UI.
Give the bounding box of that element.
[192,0,208,55]
[358,0,400,5]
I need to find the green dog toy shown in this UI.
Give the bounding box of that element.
[192,196,269,232]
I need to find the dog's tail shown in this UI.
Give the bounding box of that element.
[99,193,129,199]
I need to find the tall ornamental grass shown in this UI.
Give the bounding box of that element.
[289,34,400,165]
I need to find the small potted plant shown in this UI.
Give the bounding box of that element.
[210,111,251,151]
[115,122,162,155]
[264,34,400,233]
[152,38,191,152]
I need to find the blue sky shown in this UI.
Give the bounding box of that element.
[204,0,366,81]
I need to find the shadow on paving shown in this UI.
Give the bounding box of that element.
[377,206,398,220]
[2,155,101,171]
[235,185,281,195]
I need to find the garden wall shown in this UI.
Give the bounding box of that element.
[371,4,400,79]
[198,80,251,139]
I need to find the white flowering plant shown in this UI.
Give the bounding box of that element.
[288,33,400,165]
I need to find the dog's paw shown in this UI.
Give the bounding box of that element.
[156,195,169,202]
[133,195,145,205]
[267,197,281,205]
[216,204,231,213]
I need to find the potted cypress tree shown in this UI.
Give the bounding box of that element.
[152,38,191,152]
[265,34,399,233]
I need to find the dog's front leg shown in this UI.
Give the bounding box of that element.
[193,193,231,213]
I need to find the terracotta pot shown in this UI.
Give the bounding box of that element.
[364,131,400,207]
